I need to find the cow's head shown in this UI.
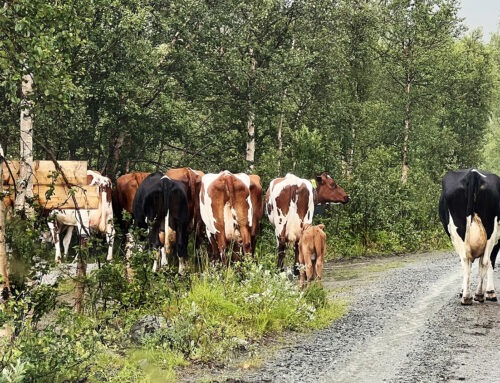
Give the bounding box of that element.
[315,172,350,205]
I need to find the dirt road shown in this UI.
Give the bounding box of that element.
[218,251,500,383]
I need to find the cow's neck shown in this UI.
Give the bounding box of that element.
[313,187,320,205]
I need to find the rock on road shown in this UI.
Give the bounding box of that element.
[235,251,500,383]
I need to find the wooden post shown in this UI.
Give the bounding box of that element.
[0,145,9,303]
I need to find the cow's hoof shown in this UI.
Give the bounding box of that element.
[486,290,498,301]
[461,296,473,305]
[474,294,485,303]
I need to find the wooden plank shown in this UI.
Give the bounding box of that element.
[3,184,99,209]
[2,160,88,185]
[2,161,19,185]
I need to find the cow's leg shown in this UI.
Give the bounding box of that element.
[62,225,74,261]
[277,240,287,271]
[476,234,498,302]
[176,227,186,275]
[162,214,172,268]
[486,261,497,301]
[48,221,62,263]
[305,256,314,285]
[105,220,115,262]
[293,242,300,276]
[460,257,473,305]
[475,255,487,303]
[315,256,324,282]
[298,244,306,289]
[124,233,135,281]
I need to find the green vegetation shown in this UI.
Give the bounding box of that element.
[0,220,346,382]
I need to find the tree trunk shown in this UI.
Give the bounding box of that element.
[15,73,34,214]
[277,88,288,175]
[245,48,256,172]
[0,145,10,303]
[401,71,411,184]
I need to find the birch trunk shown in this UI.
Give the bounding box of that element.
[245,48,256,172]
[15,73,34,214]
[401,71,411,184]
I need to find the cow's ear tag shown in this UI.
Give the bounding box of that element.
[311,179,317,188]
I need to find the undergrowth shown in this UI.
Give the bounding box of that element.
[0,219,347,383]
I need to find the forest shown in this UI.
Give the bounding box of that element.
[1,0,500,382]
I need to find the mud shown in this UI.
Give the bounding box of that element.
[194,251,500,383]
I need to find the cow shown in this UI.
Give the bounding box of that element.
[266,172,349,273]
[115,168,205,267]
[132,172,189,274]
[165,167,205,249]
[48,170,115,262]
[298,224,326,288]
[439,168,500,305]
[113,171,151,223]
[199,171,253,263]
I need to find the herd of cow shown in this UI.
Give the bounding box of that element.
[46,167,350,286]
[20,163,500,300]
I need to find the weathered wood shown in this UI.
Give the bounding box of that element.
[3,184,99,209]
[2,161,88,185]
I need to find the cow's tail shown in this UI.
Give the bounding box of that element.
[189,171,197,219]
[225,174,236,209]
[162,178,172,223]
[466,169,482,226]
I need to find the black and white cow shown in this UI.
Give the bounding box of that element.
[132,172,189,274]
[439,168,500,305]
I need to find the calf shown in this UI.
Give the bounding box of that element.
[298,224,326,288]
[132,172,189,274]
[439,168,499,304]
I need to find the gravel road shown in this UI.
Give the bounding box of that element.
[223,251,500,383]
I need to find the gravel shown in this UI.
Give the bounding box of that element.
[229,251,500,383]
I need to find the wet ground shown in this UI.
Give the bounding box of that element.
[186,251,500,382]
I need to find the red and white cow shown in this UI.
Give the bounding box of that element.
[200,171,253,262]
[48,170,115,262]
[266,172,349,272]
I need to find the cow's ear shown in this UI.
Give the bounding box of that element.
[315,174,323,185]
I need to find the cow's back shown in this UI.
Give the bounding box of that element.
[440,169,500,241]
[114,172,151,214]
[267,174,314,244]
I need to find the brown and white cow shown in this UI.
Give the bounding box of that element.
[200,171,253,262]
[298,224,326,288]
[48,170,115,262]
[266,172,349,272]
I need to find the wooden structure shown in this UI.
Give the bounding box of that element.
[2,161,99,209]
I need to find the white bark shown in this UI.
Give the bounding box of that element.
[15,73,34,213]
[245,47,256,172]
